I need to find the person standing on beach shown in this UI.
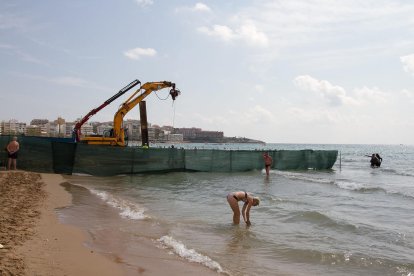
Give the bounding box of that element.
[6,136,19,170]
[263,152,273,176]
[226,191,260,226]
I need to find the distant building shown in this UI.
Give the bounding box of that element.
[89,121,101,134]
[196,130,224,139]
[173,127,202,140]
[81,123,94,136]
[46,121,60,137]
[65,122,76,137]
[124,119,140,140]
[1,117,229,143]
[53,117,66,137]
[26,125,42,136]
[30,119,49,125]
[161,125,174,132]
[96,123,113,136]
[174,127,224,142]
[1,119,26,135]
[167,133,184,142]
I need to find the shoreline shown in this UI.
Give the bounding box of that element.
[0,171,220,275]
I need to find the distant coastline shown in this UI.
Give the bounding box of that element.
[178,136,265,144]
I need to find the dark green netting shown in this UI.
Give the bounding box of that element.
[52,141,77,174]
[73,145,186,176]
[0,135,338,176]
[1,135,55,173]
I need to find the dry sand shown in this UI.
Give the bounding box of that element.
[0,171,124,276]
[0,171,220,276]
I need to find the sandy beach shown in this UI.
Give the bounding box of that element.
[0,171,124,275]
[0,171,218,276]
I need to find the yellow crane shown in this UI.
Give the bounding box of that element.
[81,81,180,146]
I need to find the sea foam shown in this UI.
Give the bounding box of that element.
[157,235,227,274]
[89,189,148,220]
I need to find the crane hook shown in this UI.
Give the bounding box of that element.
[170,88,180,101]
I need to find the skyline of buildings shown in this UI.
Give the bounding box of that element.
[0,117,225,143]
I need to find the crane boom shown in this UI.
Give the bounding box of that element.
[73,79,141,142]
[113,81,180,146]
[80,80,180,146]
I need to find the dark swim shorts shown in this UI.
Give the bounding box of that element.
[8,152,18,159]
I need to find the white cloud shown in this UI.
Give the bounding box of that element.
[254,84,264,93]
[227,105,276,125]
[196,1,414,58]
[198,25,235,42]
[401,89,414,102]
[242,105,275,124]
[194,105,276,127]
[194,113,228,125]
[353,86,388,104]
[294,75,357,106]
[175,2,211,13]
[134,0,153,7]
[22,74,109,91]
[193,3,211,12]
[238,21,269,47]
[287,107,344,124]
[52,76,93,87]
[124,47,157,60]
[198,22,269,47]
[400,53,414,76]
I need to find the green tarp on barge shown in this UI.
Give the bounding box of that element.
[1,136,338,176]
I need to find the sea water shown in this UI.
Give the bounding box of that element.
[59,144,414,276]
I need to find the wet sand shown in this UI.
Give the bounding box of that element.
[0,171,219,275]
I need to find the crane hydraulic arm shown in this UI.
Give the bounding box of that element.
[80,81,180,146]
[73,79,141,142]
[113,81,180,146]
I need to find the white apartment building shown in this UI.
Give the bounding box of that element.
[65,122,76,137]
[97,124,113,136]
[124,120,141,140]
[1,119,26,135]
[81,124,94,136]
[167,133,184,142]
[46,122,60,137]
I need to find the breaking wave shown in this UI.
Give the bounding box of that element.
[157,235,228,274]
[88,189,148,220]
[334,180,387,193]
[333,181,414,199]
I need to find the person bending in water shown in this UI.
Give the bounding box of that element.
[227,191,260,226]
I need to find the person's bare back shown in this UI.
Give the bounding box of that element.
[7,137,19,170]
[7,140,19,153]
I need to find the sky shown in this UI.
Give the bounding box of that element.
[1,0,414,144]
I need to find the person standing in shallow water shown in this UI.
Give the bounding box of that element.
[263,152,273,176]
[366,153,382,168]
[6,136,19,170]
[226,191,260,226]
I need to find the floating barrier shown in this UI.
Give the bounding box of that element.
[1,136,338,176]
